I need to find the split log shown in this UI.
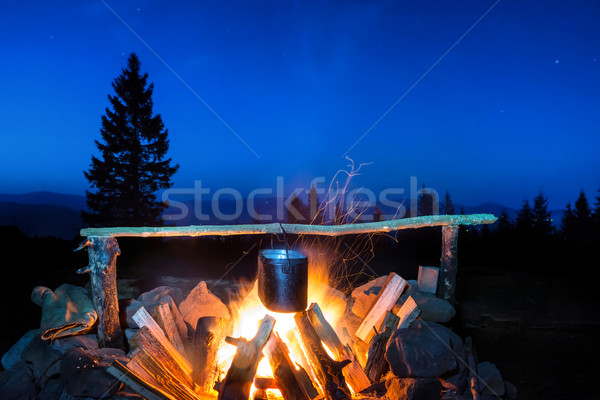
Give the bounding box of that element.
[355,273,407,344]
[106,360,174,400]
[254,377,278,390]
[364,311,399,382]
[438,225,459,302]
[128,347,201,400]
[129,326,195,389]
[192,316,231,394]
[306,303,370,392]
[75,236,125,349]
[81,214,497,238]
[154,303,186,357]
[294,310,351,400]
[169,302,189,340]
[264,332,319,400]
[218,315,275,400]
[132,306,192,375]
[393,296,421,329]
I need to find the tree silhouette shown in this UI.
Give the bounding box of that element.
[516,199,534,235]
[532,191,553,237]
[287,193,308,224]
[496,209,513,235]
[308,185,322,224]
[83,53,179,227]
[442,191,455,215]
[560,202,576,240]
[592,188,600,230]
[574,190,591,227]
[417,184,434,216]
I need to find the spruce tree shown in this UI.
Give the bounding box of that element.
[592,189,600,228]
[532,191,553,237]
[560,202,576,239]
[83,53,179,227]
[496,209,513,235]
[574,190,591,227]
[443,191,455,215]
[516,199,534,235]
[417,184,434,216]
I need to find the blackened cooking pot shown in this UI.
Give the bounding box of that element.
[258,249,308,313]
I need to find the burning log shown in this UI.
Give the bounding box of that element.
[306,303,370,392]
[75,237,125,350]
[107,360,173,400]
[218,315,275,400]
[129,326,195,388]
[127,347,201,400]
[132,306,192,375]
[355,273,407,344]
[294,310,351,400]
[264,332,319,400]
[192,316,231,394]
[154,303,186,357]
[364,311,399,382]
[254,377,278,390]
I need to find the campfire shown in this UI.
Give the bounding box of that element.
[2,215,514,400]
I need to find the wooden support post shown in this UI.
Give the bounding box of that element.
[76,236,124,349]
[218,315,275,400]
[295,310,351,400]
[438,225,459,302]
[306,303,370,392]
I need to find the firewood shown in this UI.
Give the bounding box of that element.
[218,315,275,400]
[365,311,399,382]
[254,377,278,390]
[169,302,189,340]
[129,326,195,389]
[465,336,480,400]
[154,303,186,357]
[129,347,201,400]
[285,329,319,386]
[306,303,370,392]
[192,316,231,394]
[294,310,351,400]
[132,306,192,375]
[355,273,407,344]
[264,332,319,400]
[81,214,497,238]
[106,360,174,400]
[393,296,421,329]
[75,237,125,350]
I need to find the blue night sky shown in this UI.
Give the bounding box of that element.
[1,0,599,209]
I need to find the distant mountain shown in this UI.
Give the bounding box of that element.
[0,201,83,239]
[0,191,87,211]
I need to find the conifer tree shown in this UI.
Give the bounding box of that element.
[443,191,455,215]
[592,188,600,228]
[574,190,591,227]
[417,184,434,216]
[496,209,513,235]
[516,199,534,235]
[83,53,179,227]
[532,191,553,237]
[308,185,322,223]
[560,202,576,239]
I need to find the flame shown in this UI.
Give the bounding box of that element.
[216,251,348,398]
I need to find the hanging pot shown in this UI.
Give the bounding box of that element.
[257,249,308,313]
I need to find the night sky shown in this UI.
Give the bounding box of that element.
[1,1,599,209]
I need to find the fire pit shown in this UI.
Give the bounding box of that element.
[1,214,512,400]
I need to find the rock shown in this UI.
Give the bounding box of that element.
[1,329,40,370]
[504,380,518,399]
[179,281,231,328]
[51,334,99,355]
[0,362,37,400]
[385,377,443,400]
[116,279,143,300]
[138,285,183,306]
[399,292,455,323]
[477,361,504,396]
[60,347,128,398]
[386,324,457,378]
[350,275,388,319]
[20,334,63,381]
[440,371,468,394]
[38,378,63,400]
